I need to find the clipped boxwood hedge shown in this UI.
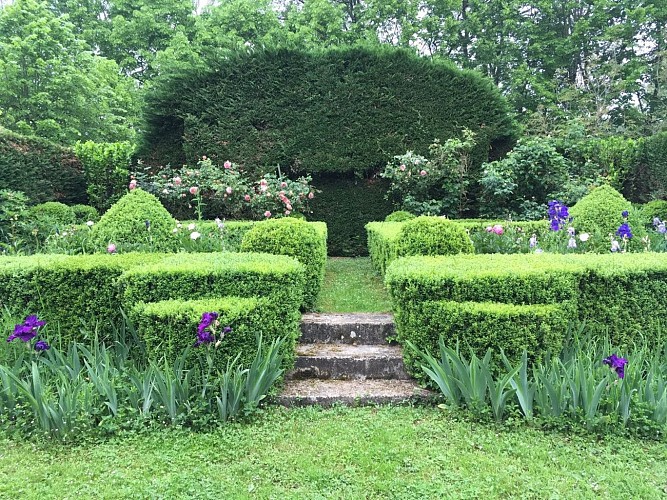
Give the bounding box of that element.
[386,253,667,358]
[402,300,568,381]
[130,296,296,372]
[240,218,327,310]
[0,253,167,343]
[120,252,305,314]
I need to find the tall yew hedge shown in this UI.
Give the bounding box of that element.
[140,46,519,175]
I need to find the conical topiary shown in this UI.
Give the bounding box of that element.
[569,184,644,240]
[91,189,177,251]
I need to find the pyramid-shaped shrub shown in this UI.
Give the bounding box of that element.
[91,189,177,251]
[569,185,644,238]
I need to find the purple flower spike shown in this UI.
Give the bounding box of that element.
[23,315,46,329]
[8,324,37,343]
[616,223,633,239]
[622,210,629,219]
[34,340,50,352]
[198,311,219,333]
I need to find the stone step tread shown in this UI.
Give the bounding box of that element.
[276,379,431,407]
[295,343,402,359]
[301,312,394,325]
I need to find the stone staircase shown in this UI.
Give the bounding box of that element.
[277,313,430,406]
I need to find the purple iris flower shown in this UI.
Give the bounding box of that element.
[34,340,50,352]
[7,315,46,343]
[621,210,629,219]
[194,330,214,347]
[616,223,633,239]
[24,315,46,329]
[603,354,628,379]
[197,312,219,333]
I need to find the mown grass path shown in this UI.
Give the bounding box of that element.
[316,257,392,313]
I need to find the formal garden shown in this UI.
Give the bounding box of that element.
[2,0,667,497]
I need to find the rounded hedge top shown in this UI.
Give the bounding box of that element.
[141,46,518,174]
[396,216,474,257]
[91,189,177,251]
[385,210,416,222]
[569,185,634,236]
[240,218,326,310]
[28,201,76,226]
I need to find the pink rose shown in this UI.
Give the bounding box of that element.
[173,176,182,186]
[260,179,268,186]
[202,155,207,160]
[224,160,232,169]
[285,210,291,215]
[308,192,314,199]
[189,186,198,195]
[281,181,287,188]
[492,224,504,235]
[225,186,232,195]
[129,180,137,190]
[244,194,251,201]
[107,243,116,254]
[420,170,427,176]
[486,226,493,232]
[264,211,271,218]
[399,164,406,171]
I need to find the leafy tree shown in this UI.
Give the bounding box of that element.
[0,0,139,143]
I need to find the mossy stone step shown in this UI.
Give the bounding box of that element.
[299,312,395,345]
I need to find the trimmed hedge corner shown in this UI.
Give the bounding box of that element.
[240,218,327,310]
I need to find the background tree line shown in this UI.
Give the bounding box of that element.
[0,0,664,145]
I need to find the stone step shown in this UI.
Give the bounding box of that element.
[276,379,432,407]
[288,343,410,380]
[299,312,395,345]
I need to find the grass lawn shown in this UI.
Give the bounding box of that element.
[2,405,666,499]
[316,257,392,313]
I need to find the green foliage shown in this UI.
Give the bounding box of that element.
[91,189,177,252]
[386,253,667,349]
[365,221,403,274]
[74,141,134,212]
[70,204,99,224]
[0,190,29,250]
[0,0,138,144]
[402,300,567,380]
[120,252,305,316]
[479,138,573,219]
[240,218,327,310]
[381,130,477,217]
[0,253,166,343]
[130,297,294,372]
[395,217,474,259]
[27,202,75,226]
[385,211,415,222]
[624,132,667,202]
[411,330,667,434]
[569,185,637,237]
[309,174,394,256]
[0,128,87,205]
[140,46,518,174]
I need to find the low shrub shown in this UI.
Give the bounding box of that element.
[90,189,177,252]
[240,218,327,310]
[385,211,415,222]
[386,253,667,350]
[396,217,474,258]
[120,252,305,316]
[400,300,568,380]
[130,296,296,372]
[569,185,635,236]
[0,253,166,343]
[71,204,100,224]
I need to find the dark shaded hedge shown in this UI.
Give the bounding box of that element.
[308,174,394,256]
[0,128,86,204]
[139,46,519,175]
[624,132,667,202]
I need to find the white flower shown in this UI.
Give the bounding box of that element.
[579,233,590,242]
[534,248,544,254]
[187,223,196,231]
[172,228,178,233]
[86,220,94,227]
[61,231,68,237]
[177,223,182,228]
[190,231,201,240]
[567,237,577,249]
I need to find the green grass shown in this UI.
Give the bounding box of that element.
[316,257,392,312]
[1,406,666,498]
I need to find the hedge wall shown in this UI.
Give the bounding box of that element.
[309,174,394,256]
[0,128,87,204]
[130,296,296,372]
[140,46,519,175]
[624,132,667,202]
[386,253,667,377]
